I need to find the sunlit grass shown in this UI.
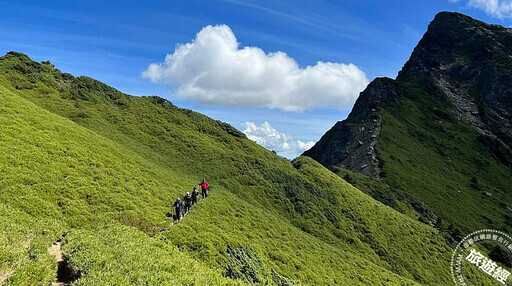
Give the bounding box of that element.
[0,52,454,285]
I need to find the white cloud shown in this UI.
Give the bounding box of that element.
[297,140,315,152]
[241,121,317,157]
[242,121,291,151]
[143,25,369,112]
[470,0,512,18]
[453,0,512,18]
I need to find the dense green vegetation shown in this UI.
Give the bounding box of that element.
[375,78,512,237]
[369,12,512,239]
[329,77,512,244]
[0,52,454,285]
[308,13,512,250]
[332,167,437,226]
[0,77,231,285]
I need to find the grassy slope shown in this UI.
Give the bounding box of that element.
[1,52,453,285]
[0,82,234,285]
[331,167,437,226]
[376,78,512,236]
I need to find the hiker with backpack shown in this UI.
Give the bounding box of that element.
[183,192,192,214]
[172,197,183,221]
[199,179,210,199]
[169,181,212,223]
[192,187,199,205]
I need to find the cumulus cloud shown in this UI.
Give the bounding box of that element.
[143,25,369,112]
[241,121,317,157]
[242,121,291,151]
[297,140,315,152]
[470,0,512,18]
[453,0,512,18]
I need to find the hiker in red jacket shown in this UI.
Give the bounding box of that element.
[199,179,210,199]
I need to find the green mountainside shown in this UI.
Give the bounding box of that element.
[0,51,454,285]
[304,12,512,242]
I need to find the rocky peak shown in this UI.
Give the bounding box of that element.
[303,78,398,176]
[398,11,512,81]
[305,11,512,174]
[397,12,512,166]
[347,77,398,122]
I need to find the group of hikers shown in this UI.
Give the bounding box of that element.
[171,179,210,221]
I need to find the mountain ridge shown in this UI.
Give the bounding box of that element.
[304,11,512,240]
[0,50,453,285]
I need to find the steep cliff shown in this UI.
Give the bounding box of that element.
[305,12,512,236]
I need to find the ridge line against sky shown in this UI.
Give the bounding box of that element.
[1,0,511,158]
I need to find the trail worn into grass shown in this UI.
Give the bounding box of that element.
[0,51,455,284]
[49,240,75,286]
[0,271,13,285]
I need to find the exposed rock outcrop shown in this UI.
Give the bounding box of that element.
[303,78,398,176]
[305,12,512,173]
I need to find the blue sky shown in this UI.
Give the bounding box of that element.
[1,0,511,158]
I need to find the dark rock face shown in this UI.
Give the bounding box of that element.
[305,11,512,173]
[303,78,398,176]
[400,11,512,166]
